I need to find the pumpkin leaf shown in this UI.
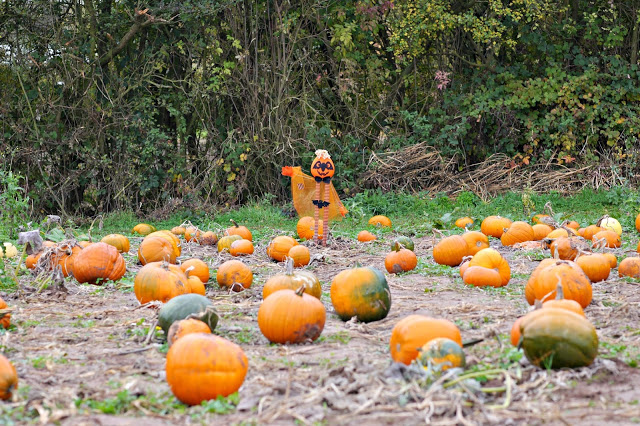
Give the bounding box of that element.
[45,228,66,243]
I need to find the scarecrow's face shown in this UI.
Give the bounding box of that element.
[311,157,335,178]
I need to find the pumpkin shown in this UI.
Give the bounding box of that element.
[576,253,610,282]
[510,317,524,346]
[532,224,553,241]
[433,235,468,267]
[310,149,335,178]
[138,236,177,265]
[180,259,210,283]
[184,227,203,243]
[546,228,570,239]
[171,226,186,236]
[25,252,40,269]
[226,220,253,241]
[458,257,471,278]
[501,221,535,246]
[581,225,602,240]
[461,231,489,255]
[199,231,219,246]
[384,249,418,274]
[603,252,617,268]
[216,260,253,292]
[258,287,326,344]
[418,338,465,371]
[100,234,130,253]
[330,267,391,323]
[297,216,323,240]
[287,245,310,267]
[566,221,580,230]
[55,245,82,277]
[368,215,392,228]
[166,334,248,405]
[266,236,298,262]
[455,217,473,229]
[217,235,242,253]
[167,318,211,347]
[462,265,502,287]
[597,216,622,236]
[467,248,510,286]
[0,243,18,259]
[525,259,592,308]
[532,214,551,225]
[480,216,513,238]
[73,242,126,284]
[548,236,588,261]
[618,257,640,278]
[158,293,218,335]
[519,307,598,369]
[389,315,462,365]
[263,259,321,299]
[147,231,181,257]
[0,354,18,401]
[132,223,156,236]
[0,297,10,329]
[390,236,414,252]
[591,230,621,248]
[187,275,206,295]
[357,231,377,242]
[229,239,255,257]
[134,261,189,304]
[77,241,92,248]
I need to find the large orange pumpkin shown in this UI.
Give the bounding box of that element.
[138,236,177,265]
[389,315,462,365]
[532,223,553,241]
[180,259,210,283]
[134,261,189,304]
[433,235,468,267]
[266,236,298,262]
[187,275,206,296]
[216,260,253,292]
[184,227,203,243]
[229,239,255,257]
[166,334,248,405]
[467,248,510,286]
[132,223,156,236]
[385,249,418,274]
[73,242,126,284]
[287,245,310,267]
[357,231,377,242]
[330,267,391,323]
[591,230,621,248]
[501,221,535,246]
[619,257,640,278]
[525,259,592,308]
[147,231,181,257]
[576,253,610,282]
[480,216,512,238]
[461,231,489,256]
[199,231,219,246]
[462,266,503,287]
[296,216,323,240]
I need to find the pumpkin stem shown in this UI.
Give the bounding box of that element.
[543,201,554,217]
[230,219,240,228]
[183,265,195,278]
[596,214,609,227]
[295,286,306,297]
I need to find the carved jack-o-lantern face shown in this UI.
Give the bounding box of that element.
[311,156,335,179]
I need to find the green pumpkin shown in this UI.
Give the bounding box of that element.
[418,337,466,371]
[520,307,598,369]
[330,267,391,323]
[158,294,219,337]
[391,236,414,252]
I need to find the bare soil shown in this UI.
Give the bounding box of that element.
[2,235,640,425]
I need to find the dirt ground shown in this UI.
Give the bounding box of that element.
[2,234,640,425]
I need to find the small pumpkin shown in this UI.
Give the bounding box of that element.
[199,231,219,246]
[330,267,391,323]
[216,260,253,292]
[525,259,592,308]
[266,236,298,262]
[166,334,248,405]
[433,235,468,267]
[532,214,551,225]
[532,224,553,241]
[581,225,602,240]
[501,221,535,246]
[461,231,489,256]
[100,234,130,253]
[297,216,323,240]
[357,231,377,242]
[171,226,187,236]
[418,337,465,371]
[184,227,203,243]
[217,235,242,253]
[618,257,640,278]
[384,249,418,274]
[480,216,513,238]
[73,242,126,284]
[288,245,310,267]
[389,315,462,365]
[263,259,321,299]
[187,275,206,295]
[158,293,219,335]
[576,253,610,282]
[597,215,622,236]
[462,265,502,287]
[565,220,580,230]
[25,252,41,269]
[391,236,414,252]
[180,259,210,283]
[0,243,18,259]
[0,354,18,401]
[368,215,392,228]
[134,261,189,304]
[454,217,473,229]
[467,248,510,286]
[258,287,326,344]
[138,236,177,265]
[226,220,253,241]
[132,223,156,236]
[167,318,211,346]
[229,239,255,257]
[0,297,11,329]
[310,149,335,178]
[591,230,621,248]
[548,236,588,261]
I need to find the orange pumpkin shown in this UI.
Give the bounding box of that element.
[0,354,18,401]
[525,259,592,308]
[548,236,587,261]
[636,213,640,233]
[467,248,510,286]
[187,275,206,296]
[77,241,92,248]
[566,221,580,230]
[591,230,621,248]
[171,226,187,236]
[532,224,553,241]
[166,334,248,405]
[266,236,298,262]
[258,287,326,344]
[184,227,203,243]
[357,230,377,242]
[462,265,502,287]
[229,239,255,257]
[619,257,640,278]
[199,231,219,246]
[330,267,391,323]
[296,216,323,240]
[216,260,253,292]
[602,252,617,268]
[138,236,177,265]
[147,231,181,257]
[532,214,551,225]
[167,318,211,346]
[0,297,10,329]
[576,253,610,282]
[455,217,473,229]
[25,252,41,269]
[217,235,242,253]
[461,231,489,256]
[226,220,253,241]
[389,315,462,365]
[73,242,126,284]
[134,261,189,304]
[368,215,392,228]
[582,225,602,240]
[263,259,321,299]
[100,234,130,253]
[132,223,156,236]
[384,249,418,274]
[180,259,210,283]
[480,216,513,238]
[501,221,535,246]
[287,245,310,267]
[310,150,335,178]
[433,235,468,267]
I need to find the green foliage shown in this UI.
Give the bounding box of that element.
[0,171,30,237]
